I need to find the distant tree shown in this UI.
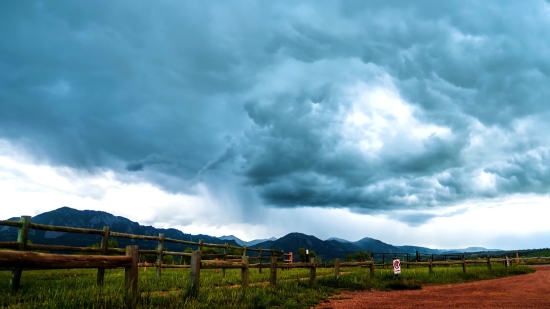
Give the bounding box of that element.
[163,254,174,265]
[227,247,243,256]
[344,254,353,262]
[469,254,479,260]
[353,250,369,262]
[89,239,119,249]
[142,246,172,263]
[143,253,157,263]
[202,247,221,260]
[296,247,316,262]
[181,247,193,265]
[85,239,118,255]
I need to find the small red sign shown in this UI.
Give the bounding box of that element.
[393,259,401,274]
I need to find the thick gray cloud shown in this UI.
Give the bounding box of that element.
[1,0,550,225]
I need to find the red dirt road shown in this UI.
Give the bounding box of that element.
[314,265,550,309]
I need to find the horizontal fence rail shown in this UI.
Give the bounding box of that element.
[0,250,133,269]
[0,246,139,300]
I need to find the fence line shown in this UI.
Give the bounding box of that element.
[0,215,283,292]
[1,216,546,297]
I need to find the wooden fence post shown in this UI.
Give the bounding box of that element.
[270,256,277,287]
[223,242,228,278]
[242,245,247,257]
[309,257,316,285]
[190,250,201,298]
[241,256,250,288]
[156,233,164,279]
[198,239,203,252]
[334,258,340,280]
[487,256,492,270]
[416,250,420,262]
[9,215,31,293]
[125,245,139,301]
[97,226,110,286]
[462,256,467,273]
[369,258,375,279]
[428,259,433,274]
[258,247,263,274]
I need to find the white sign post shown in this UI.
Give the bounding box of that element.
[393,259,401,275]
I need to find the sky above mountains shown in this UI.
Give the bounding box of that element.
[1,0,549,250]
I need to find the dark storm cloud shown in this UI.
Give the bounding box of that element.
[1,0,550,225]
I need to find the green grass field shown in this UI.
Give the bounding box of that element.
[0,264,535,309]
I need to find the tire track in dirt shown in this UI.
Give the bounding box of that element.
[314,265,550,309]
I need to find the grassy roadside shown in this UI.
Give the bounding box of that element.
[0,264,535,309]
[320,264,535,291]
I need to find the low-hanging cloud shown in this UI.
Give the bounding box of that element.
[1,0,550,226]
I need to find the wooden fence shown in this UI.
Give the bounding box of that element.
[185,253,334,296]
[0,215,283,294]
[0,216,544,297]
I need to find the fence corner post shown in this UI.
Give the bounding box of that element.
[309,257,316,285]
[9,215,31,293]
[156,233,165,279]
[270,256,277,287]
[242,255,250,288]
[223,242,228,278]
[334,258,340,280]
[369,258,375,278]
[189,250,201,298]
[125,245,139,301]
[97,226,110,286]
[258,247,263,274]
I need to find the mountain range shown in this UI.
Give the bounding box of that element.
[0,207,239,252]
[1,207,500,258]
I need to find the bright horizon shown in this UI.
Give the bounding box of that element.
[1,1,550,251]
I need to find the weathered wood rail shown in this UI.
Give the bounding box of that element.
[0,246,139,299]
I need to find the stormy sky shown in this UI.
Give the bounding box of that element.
[1,0,550,249]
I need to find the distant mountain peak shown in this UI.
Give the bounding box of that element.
[218,235,245,246]
[218,235,278,247]
[220,235,237,238]
[327,237,351,243]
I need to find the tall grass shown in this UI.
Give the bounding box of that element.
[0,264,535,308]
